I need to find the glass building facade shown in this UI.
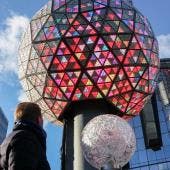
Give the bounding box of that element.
[129,59,170,170]
[0,107,8,144]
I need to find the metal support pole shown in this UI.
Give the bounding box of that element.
[101,162,121,170]
[62,99,117,170]
[74,114,84,170]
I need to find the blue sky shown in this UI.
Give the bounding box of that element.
[0,0,170,169]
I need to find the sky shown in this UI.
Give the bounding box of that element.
[0,0,170,170]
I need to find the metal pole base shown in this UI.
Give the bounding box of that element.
[101,162,121,170]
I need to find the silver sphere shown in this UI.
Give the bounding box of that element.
[81,114,136,169]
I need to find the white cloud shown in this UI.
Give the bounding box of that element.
[0,14,29,74]
[157,34,170,58]
[0,14,30,101]
[18,89,29,102]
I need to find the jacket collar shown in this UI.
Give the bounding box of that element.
[13,120,47,150]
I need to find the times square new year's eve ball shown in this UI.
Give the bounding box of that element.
[18,0,160,124]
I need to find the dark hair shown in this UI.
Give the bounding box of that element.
[15,102,41,122]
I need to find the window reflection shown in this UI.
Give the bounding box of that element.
[129,93,170,169]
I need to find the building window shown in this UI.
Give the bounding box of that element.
[140,93,162,151]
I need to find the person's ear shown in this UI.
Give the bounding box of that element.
[37,116,43,127]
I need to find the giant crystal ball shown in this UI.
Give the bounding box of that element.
[81,114,136,169]
[18,0,159,124]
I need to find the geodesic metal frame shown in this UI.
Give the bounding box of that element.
[18,0,159,124]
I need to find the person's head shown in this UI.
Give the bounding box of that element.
[14,102,43,127]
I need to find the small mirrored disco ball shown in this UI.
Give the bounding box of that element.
[81,114,136,169]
